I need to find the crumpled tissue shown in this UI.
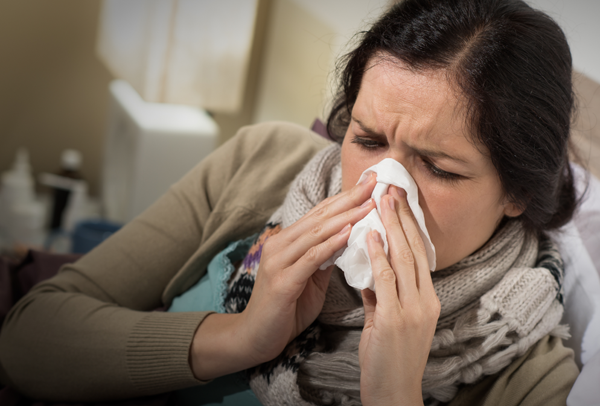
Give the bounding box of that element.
[320,158,436,291]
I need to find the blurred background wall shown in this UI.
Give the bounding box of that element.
[0,0,598,200]
[0,0,388,198]
[0,0,112,197]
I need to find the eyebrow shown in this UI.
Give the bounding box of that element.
[352,117,470,164]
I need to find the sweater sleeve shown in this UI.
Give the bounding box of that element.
[0,122,329,402]
[448,335,579,406]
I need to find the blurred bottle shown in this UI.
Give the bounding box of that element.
[0,148,45,248]
[49,149,82,231]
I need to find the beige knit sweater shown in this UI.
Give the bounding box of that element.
[0,122,579,405]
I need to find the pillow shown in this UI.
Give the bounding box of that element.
[552,164,600,405]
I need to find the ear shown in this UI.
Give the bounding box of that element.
[503,200,525,218]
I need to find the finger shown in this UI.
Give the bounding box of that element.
[294,171,376,233]
[390,186,432,293]
[280,172,377,243]
[280,198,375,268]
[305,171,377,217]
[380,193,418,305]
[366,230,401,310]
[284,223,353,287]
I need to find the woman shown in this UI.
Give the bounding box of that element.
[0,0,580,405]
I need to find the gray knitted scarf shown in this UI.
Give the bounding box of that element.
[225,143,567,405]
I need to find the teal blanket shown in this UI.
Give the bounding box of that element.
[168,234,262,406]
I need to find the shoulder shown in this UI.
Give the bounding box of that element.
[186,121,334,210]
[168,121,335,232]
[223,121,333,164]
[449,335,579,406]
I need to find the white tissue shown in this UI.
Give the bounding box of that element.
[321,158,436,291]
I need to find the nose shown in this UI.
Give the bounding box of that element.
[382,151,414,177]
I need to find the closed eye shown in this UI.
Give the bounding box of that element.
[351,136,387,150]
[421,158,462,183]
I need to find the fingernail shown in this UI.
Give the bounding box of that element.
[359,172,374,185]
[387,195,395,211]
[372,230,381,243]
[360,198,373,208]
[391,186,407,199]
[339,224,351,235]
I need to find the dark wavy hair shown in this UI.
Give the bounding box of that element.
[327,0,577,234]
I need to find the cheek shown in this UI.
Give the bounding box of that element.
[417,185,460,240]
[340,140,374,192]
[417,181,506,269]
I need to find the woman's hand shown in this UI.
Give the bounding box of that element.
[359,186,441,406]
[190,173,377,380]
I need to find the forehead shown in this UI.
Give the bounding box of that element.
[355,56,474,149]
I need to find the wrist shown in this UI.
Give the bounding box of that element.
[361,376,424,406]
[363,393,423,406]
[189,312,260,380]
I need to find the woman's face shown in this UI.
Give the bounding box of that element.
[341,57,522,270]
